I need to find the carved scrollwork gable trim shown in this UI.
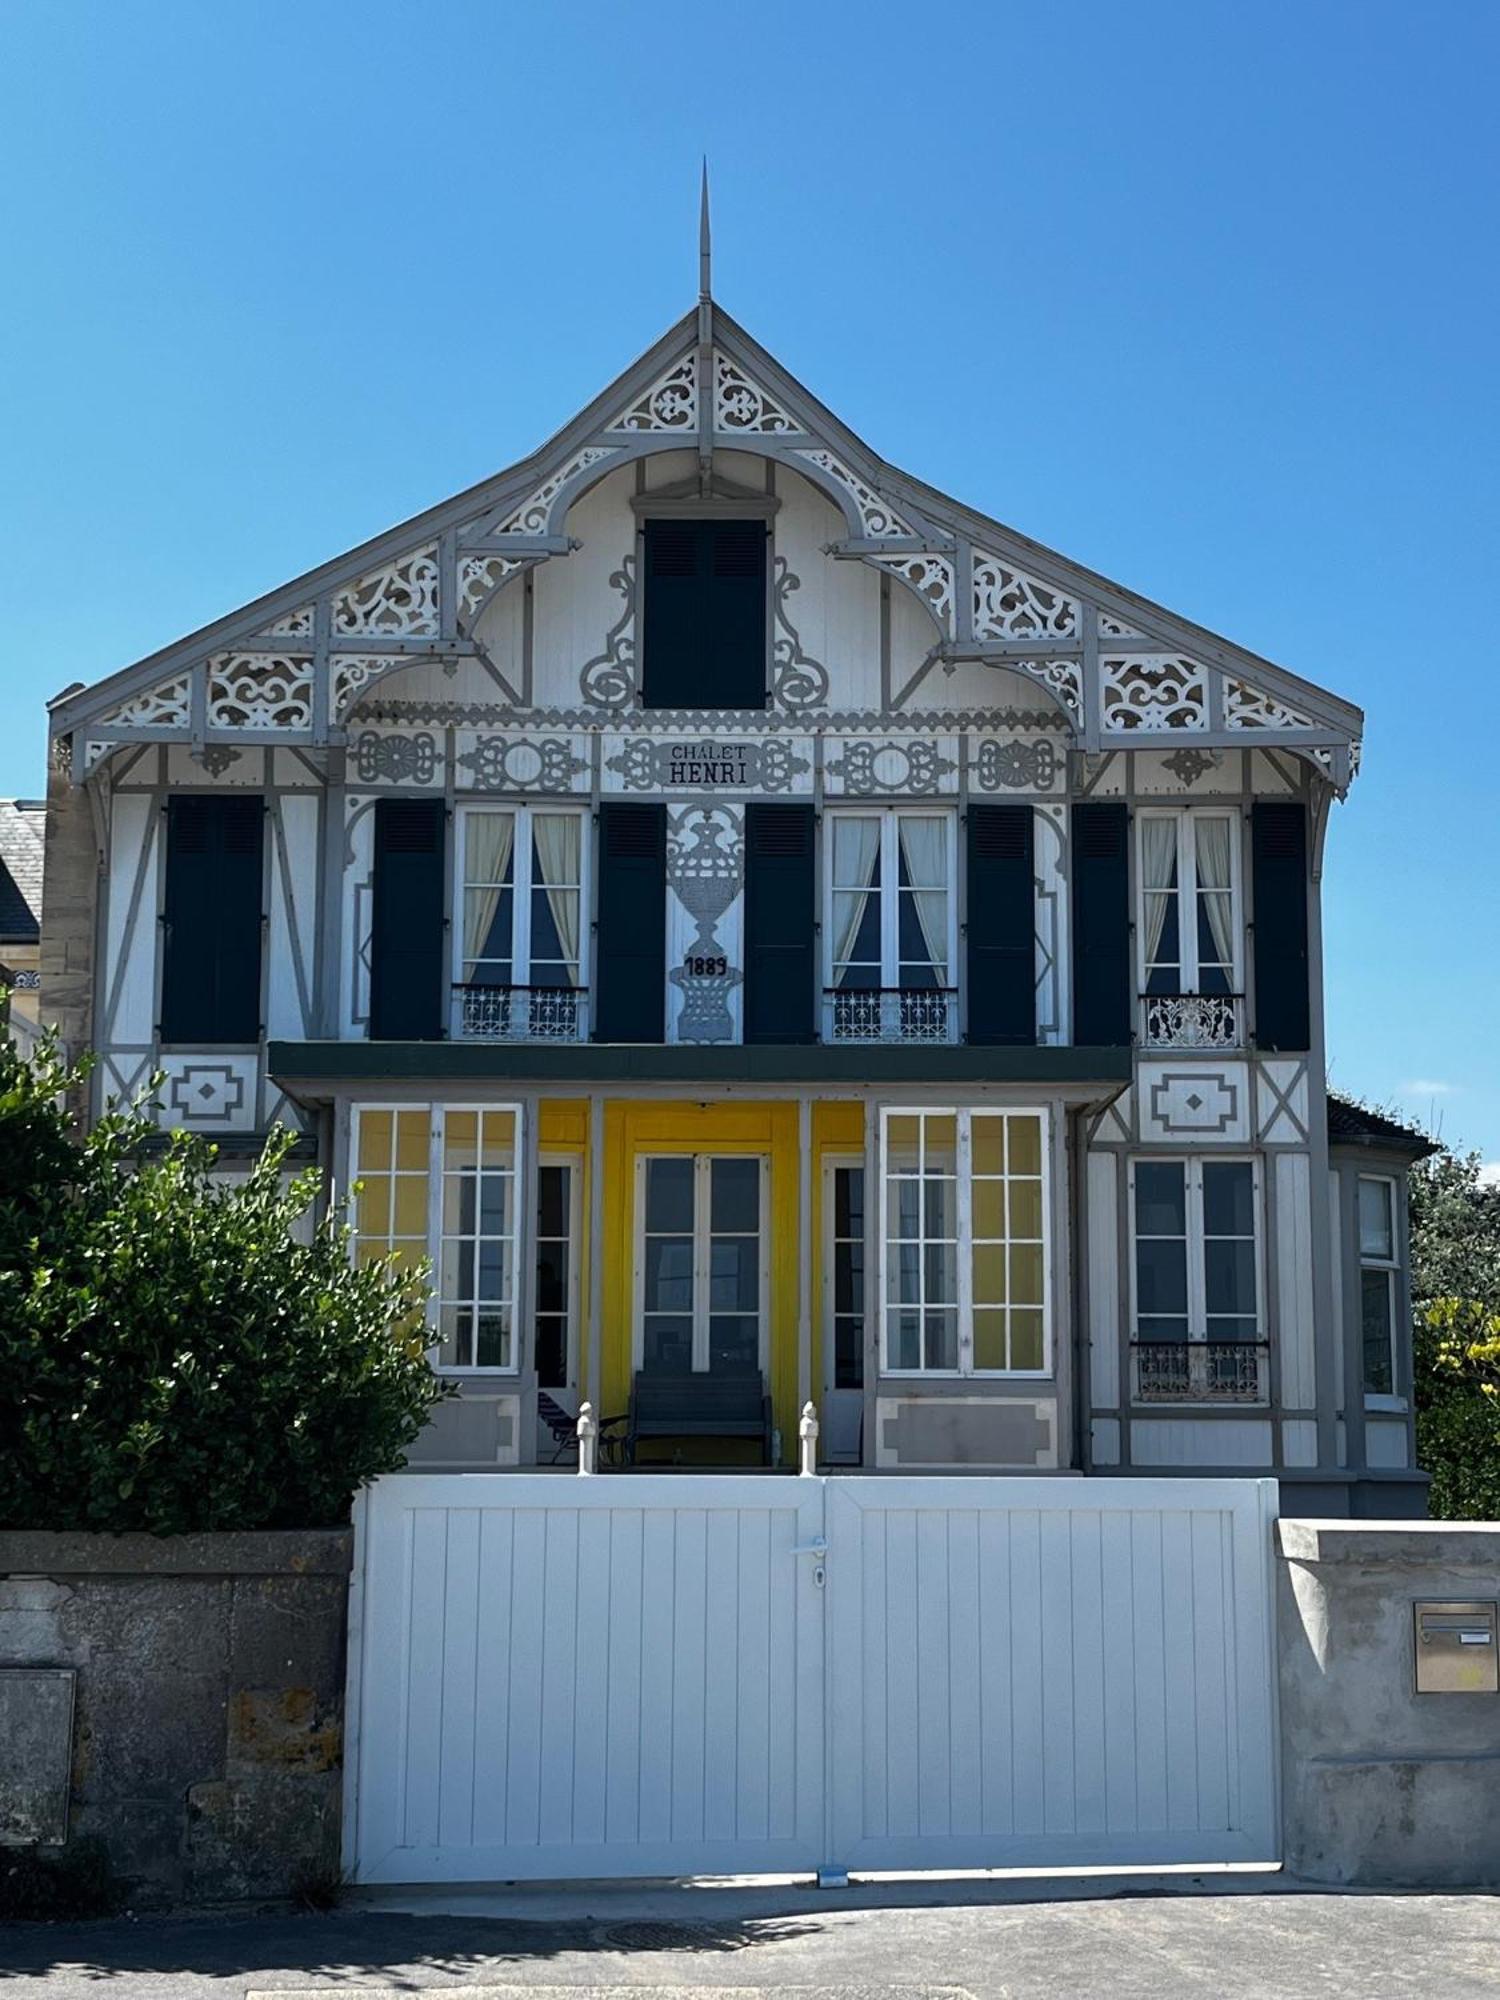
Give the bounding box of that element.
[769,557,830,711]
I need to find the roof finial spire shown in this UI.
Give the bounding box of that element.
[698,157,712,301]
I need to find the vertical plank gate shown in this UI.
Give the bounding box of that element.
[345,1474,1278,1884]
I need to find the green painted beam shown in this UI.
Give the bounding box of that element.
[267,1038,1133,1087]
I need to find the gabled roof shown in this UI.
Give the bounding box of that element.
[46,301,1364,788]
[1327,1093,1438,1160]
[0,800,44,944]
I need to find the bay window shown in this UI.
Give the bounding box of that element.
[1130,1156,1264,1402]
[1138,809,1242,1048]
[1359,1175,1399,1397]
[455,806,586,1040]
[879,1108,1048,1376]
[826,810,957,1042]
[351,1103,525,1373]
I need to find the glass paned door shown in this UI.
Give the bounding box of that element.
[639,1155,765,1375]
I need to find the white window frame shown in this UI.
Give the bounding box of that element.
[349,1100,526,1378]
[632,1153,770,1376]
[535,1150,582,1392]
[823,807,959,993]
[453,803,589,992]
[877,1106,1052,1380]
[1127,1153,1264,1345]
[1135,807,1242,995]
[822,1151,867,1396]
[1358,1173,1403,1408]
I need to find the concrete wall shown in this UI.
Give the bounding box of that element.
[0,1530,351,1907]
[1278,1519,1500,1887]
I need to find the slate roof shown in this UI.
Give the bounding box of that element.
[0,800,45,944]
[1326,1093,1438,1159]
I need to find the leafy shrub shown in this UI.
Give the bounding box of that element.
[0,1038,445,1533]
[1410,1147,1500,1522]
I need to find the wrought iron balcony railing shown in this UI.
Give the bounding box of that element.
[1140,991,1244,1051]
[453,983,588,1043]
[1131,1339,1269,1406]
[824,987,958,1045]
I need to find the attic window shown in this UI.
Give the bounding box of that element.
[640,518,767,710]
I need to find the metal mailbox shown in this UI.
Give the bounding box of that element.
[1413,1601,1499,1694]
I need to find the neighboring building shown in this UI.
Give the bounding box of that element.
[38,276,1426,1513]
[0,798,45,1055]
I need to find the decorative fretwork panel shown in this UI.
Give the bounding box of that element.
[606,355,698,432]
[971,552,1078,639]
[97,673,192,728]
[1098,611,1145,638]
[714,352,802,433]
[793,448,915,538]
[264,604,315,638]
[1224,679,1315,730]
[459,553,524,621]
[331,654,393,721]
[491,447,618,535]
[870,554,954,627]
[1013,658,1084,726]
[205,654,314,729]
[333,547,440,636]
[1100,654,1208,731]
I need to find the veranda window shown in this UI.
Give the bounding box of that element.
[1138,810,1239,995]
[1130,1157,1264,1403]
[456,807,585,1038]
[1358,1175,1399,1398]
[879,1108,1048,1376]
[350,1103,524,1373]
[827,811,956,1041]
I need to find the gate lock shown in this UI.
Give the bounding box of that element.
[791,1534,827,1588]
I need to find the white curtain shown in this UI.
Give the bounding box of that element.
[1194,816,1235,978]
[1139,816,1179,976]
[463,813,514,971]
[897,817,948,983]
[832,817,881,976]
[532,814,581,982]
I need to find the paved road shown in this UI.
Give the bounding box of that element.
[3,1879,1499,1997]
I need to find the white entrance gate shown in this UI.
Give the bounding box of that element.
[344,1474,1278,1885]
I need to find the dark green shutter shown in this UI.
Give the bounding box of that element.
[161,793,263,1043]
[595,802,665,1043]
[743,803,815,1044]
[641,519,767,710]
[1252,801,1310,1051]
[1071,802,1131,1047]
[966,804,1035,1046]
[370,797,446,1040]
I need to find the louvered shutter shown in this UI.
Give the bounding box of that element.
[161,793,263,1043]
[743,803,816,1044]
[966,804,1035,1046]
[369,797,446,1040]
[595,802,666,1043]
[1252,801,1311,1051]
[1071,802,1131,1047]
[641,519,767,710]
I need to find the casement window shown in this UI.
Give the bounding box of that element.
[1131,1157,1260,1344]
[826,811,957,1041]
[350,1103,524,1373]
[455,807,586,1039]
[534,1156,580,1391]
[636,1155,766,1376]
[1358,1175,1400,1397]
[824,1159,866,1391]
[879,1109,1048,1377]
[1137,809,1240,996]
[641,518,768,710]
[160,793,263,1044]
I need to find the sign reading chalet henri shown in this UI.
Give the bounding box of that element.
[605,737,811,793]
[667,740,753,785]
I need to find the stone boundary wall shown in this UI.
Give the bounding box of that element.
[0,1529,352,1907]
[1278,1519,1500,1887]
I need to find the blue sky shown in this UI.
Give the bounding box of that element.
[2,1,1495,1158]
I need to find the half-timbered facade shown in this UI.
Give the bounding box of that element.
[39,280,1423,1513]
